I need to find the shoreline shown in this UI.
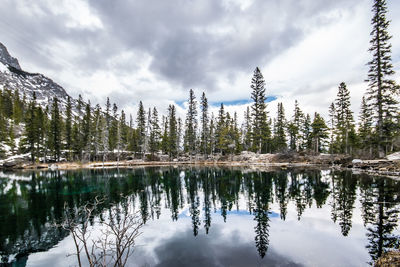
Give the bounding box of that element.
[3,159,400,180]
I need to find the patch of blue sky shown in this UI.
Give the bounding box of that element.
[178,208,279,219]
[176,95,277,109]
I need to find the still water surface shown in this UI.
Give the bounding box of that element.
[0,167,399,266]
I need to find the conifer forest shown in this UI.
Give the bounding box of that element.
[0,0,399,266]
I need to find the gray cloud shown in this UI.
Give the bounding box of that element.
[135,225,303,267]
[0,0,360,90]
[2,0,399,119]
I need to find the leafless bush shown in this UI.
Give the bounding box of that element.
[59,196,143,267]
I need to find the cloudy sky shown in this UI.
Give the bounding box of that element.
[0,0,399,121]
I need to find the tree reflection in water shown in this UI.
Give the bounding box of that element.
[0,167,399,266]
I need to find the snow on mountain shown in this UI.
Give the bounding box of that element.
[0,42,75,112]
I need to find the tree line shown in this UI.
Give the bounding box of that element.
[0,0,398,162]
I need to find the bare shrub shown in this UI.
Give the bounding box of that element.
[59,196,143,267]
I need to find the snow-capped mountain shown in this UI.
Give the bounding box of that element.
[0,42,73,110]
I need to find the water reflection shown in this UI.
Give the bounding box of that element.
[0,167,399,266]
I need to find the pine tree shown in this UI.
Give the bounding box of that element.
[334,82,356,154]
[82,102,92,161]
[161,115,169,154]
[49,97,62,161]
[242,106,252,151]
[200,92,209,157]
[328,102,337,153]
[273,102,287,152]
[287,100,304,151]
[215,103,227,154]
[184,89,198,156]
[93,104,103,160]
[149,107,161,156]
[209,114,215,154]
[137,101,146,156]
[104,97,111,156]
[168,105,178,159]
[311,112,328,153]
[366,0,399,157]
[120,110,128,150]
[25,92,38,162]
[250,67,270,153]
[109,103,118,152]
[65,96,72,160]
[301,113,312,151]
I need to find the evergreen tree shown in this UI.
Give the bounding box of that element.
[334,82,356,154]
[93,104,104,160]
[215,104,227,154]
[119,110,128,150]
[250,67,270,153]
[109,103,118,151]
[49,97,62,161]
[82,102,92,160]
[25,92,38,162]
[242,106,252,151]
[365,0,399,157]
[273,102,287,152]
[311,112,328,153]
[209,114,215,155]
[137,101,146,156]
[328,102,337,153]
[184,89,198,156]
[161,115,169,154]
[168,105,178,159]
[200,92,209,157]
[149,107,161,155]
[287,100,303,151]
[65,96,72,160]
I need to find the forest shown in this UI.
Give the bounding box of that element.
[0,0,398,163]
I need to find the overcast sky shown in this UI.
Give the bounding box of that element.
[1,0,399,122]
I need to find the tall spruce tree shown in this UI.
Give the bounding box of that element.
[334,82,356,154]
[200,92,209,157]
[149,107,161,156]
[328,102,337,153]
[287,100,304,151]
[250,67,270,153]
[184,89,198,156]
[366,0,399,157]
[167,105,178,159]
[242,106,253,151]
[215,104,227,154]
[82,102,92,160]
[50,97,62,161]
[137,101,146,156]
[273,102,287,152]
[109,103,118,151]
[65,96,72,160]
[311,112,328,153]
[25,92,38,162]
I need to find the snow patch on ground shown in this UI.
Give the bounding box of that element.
[0,62,9,72]
[0,153,30,165]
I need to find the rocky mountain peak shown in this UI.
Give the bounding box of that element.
[0,42,21,70]
[0,41,74,113]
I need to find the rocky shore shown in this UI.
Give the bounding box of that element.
[1,151,400,178]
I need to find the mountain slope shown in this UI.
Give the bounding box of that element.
[0,42,73,110]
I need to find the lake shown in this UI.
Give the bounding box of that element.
[0,167,399,266]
